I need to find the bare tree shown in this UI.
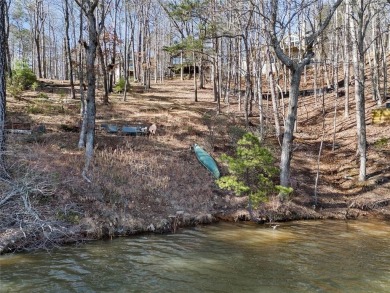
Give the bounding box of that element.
[242,8,254,127]
[108,0,121,93]
[348,0,389,181]
[97,0,111,104]
[265,46,281,137]
[123,0,129,100]
[252,0,343,196]
[343,1,351,118]
[77,0,87,149]
[5,0,11,79]
[74,0,100,182]
[349,0,369,181]
[32,0,46,78]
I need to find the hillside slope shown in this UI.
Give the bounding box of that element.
[0,75,389,253]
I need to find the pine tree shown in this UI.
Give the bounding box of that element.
[217,133,279,212]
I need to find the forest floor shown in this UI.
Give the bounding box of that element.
[0,77,389,253]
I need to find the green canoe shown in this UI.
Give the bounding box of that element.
[193,144,220,179]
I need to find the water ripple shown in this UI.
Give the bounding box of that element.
[1,220,390,292]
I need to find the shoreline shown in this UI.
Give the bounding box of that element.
[1,200,389,255]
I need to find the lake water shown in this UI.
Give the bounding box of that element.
[1,220,390,292]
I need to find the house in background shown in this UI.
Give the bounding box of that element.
[281,33,304,60]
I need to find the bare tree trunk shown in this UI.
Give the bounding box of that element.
[343,1,351,118]
[257,73,264,138]
[314,112,326,207]
[372,4,382,106]
[212,57,220,113]
[323,63,331,89]
[97,43,109,104]
[5,0,11,79]
[64,0,76,99]
[224,40,232,104]
[199,55,204,89]
[137,17,143,83]
[131,20,136,83]
[381,28,387,101]
[127,13,136,84]
[109,0,120,93]
[33,0,45,79]
[144,19,151,90]
[34,37,42,78]
[180,50,183,81]
[314,63,318,105]
[256,49,264,138]
[279,66,304,188]
[0,0,7,177]
[193,52,197,102]
[84,13,98,180]
[75,0,99,182]
[42,19,47,79]
[49,20,55,79]
[123,0,129,101]
[154,19,158,84]
[350,0,367,182]
[237,38,241,112]
[213,37,220,104]
[217,38,223,109]
[77,1,86,149]
[332,15,339,152]
[243,35,252,127]
[353,64,367,182]
[266,47,280,137]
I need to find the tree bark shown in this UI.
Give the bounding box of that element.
[64,0,76,99]
[0,0,7,176]
[331,14,339,152]
[279,66,304,188]
[109,0,120,93]
[75,0,99,181]
[77,2,86,149]
[193,52,197,102]
[33,0,45,79]
[343,1,351,118]
[97,43,109,104]
[4,0,11,79]
[266,47,280,137]
[243,35,252,127]
[350,0,367,181]
[123,0,129,101]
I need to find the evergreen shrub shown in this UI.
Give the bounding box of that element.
[11,61,37,90]
[217,132,279,207]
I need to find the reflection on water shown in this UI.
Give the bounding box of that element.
[1,220,390,292]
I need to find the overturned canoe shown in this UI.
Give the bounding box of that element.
[193,144,220,179]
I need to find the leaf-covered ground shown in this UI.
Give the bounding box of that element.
[1,77,389,253]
